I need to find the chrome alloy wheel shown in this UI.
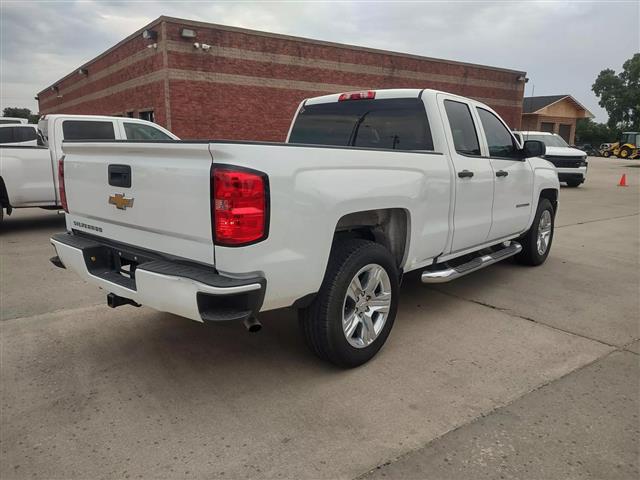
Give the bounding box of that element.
[537,210,552,255]
[342,263,392,348]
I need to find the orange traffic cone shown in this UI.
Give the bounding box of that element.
[618,174,628,187]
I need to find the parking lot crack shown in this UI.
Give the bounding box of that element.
[354,350,618,480]
[432,288,619,349]
[556,211,639,229]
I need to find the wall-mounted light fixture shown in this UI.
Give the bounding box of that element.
[517,76,529,83]
[34,95,39,101]
[181,28,197,39]
[78,68,88,76]
[142,29,158,41]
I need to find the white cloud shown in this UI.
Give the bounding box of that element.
[1,0,638,122]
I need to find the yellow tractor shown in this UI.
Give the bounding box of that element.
[613,132,639,159]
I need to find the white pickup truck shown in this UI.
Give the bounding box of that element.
[50,89,559,367]
[0,115,177,223]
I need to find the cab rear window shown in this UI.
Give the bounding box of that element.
[289,98,434,151]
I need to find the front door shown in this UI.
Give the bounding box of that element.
[475,107,534,240]
[439,95,494,252]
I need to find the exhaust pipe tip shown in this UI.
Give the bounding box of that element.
[243,316,262,333]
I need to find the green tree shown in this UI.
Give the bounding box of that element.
[575,118,620,146]
[592,54,640,130]
[2,107,39,124]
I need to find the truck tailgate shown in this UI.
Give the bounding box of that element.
[61,142,215,265]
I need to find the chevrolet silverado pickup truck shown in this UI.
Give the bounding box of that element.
[0,115,177,223]
[514,131,588,187]
[50,89,558,367]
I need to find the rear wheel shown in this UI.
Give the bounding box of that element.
[516,198,554,266]
[299,239,399,368]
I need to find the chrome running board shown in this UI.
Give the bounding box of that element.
[421,242,522,284]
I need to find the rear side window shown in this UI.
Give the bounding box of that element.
[444,100,480,156]
[62,121,115,140]
[289,98,433,151]
[124,122,172,140]
[14,126,37,142]
[476,108,519,158]
[0,128,14,143]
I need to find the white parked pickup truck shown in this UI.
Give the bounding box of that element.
[0,115,178,222]
[514,131,588,187]
[50,89,559,367]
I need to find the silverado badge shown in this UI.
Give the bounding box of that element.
[108,193,134,210]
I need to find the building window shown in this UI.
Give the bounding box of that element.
[139,110,155,123]
[540,122,555,133]
[125,111,134,118]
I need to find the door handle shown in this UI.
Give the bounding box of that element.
[108,164,131,188]
[458,170,474,178]
[496,170,509,178]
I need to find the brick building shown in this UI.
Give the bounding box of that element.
[521,95,594,145]
[37,16,528,140]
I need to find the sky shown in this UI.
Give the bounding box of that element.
[1,0,638,123]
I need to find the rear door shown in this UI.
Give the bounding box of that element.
[475,107,534,240]
[438,94,494,252]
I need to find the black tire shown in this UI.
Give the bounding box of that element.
[515,198,555,266]
[565,179,582,187]
[299,239,399,368]
[619,146,631,159]
[602,150,611,158]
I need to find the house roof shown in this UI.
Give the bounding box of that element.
[523,95,594,118]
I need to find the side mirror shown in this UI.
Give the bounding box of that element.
[522,140,545,158]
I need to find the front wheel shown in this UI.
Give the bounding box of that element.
[619,147,631,159]
[299,239,399,368]
[602,150,611,158]
[516,198,555,266]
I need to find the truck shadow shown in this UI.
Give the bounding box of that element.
[0,210,65,234]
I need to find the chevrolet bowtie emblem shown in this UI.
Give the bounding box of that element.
[108,193,134,210]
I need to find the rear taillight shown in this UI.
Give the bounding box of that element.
[58,156,68,212]
[338,90,376,101]
[212,167,268,246]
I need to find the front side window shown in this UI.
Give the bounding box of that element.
[289,98,433,151]
[476,108,519,159]
[124,122,172,140]
[444,100,480,156]
[62,121,116,140]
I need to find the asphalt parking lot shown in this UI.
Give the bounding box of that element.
[1,156,638,479]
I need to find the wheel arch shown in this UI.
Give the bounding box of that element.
[332,208,410,270]
[0,176,11,212]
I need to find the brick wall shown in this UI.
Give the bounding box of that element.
[38,16,526,140]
